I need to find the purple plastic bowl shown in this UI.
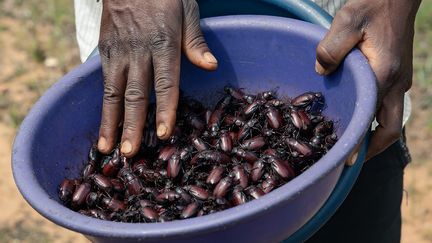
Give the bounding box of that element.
[12,16,376,243]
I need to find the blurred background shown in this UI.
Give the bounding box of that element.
[0,0,430,242]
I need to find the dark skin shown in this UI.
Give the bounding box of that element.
[97,0,217,157]
[314,0,421,164]
[98,0,421,163]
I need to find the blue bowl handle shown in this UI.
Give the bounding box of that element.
[86,1,369,242]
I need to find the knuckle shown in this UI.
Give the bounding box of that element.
[98,40,108,52]
[98,40,111,59]
[155,77,175,92]
[335,6,365,31]
[335,8,356,28]
[149,31,176,51]
[103,85,123,104]
[99,39,121,59]
[124,83,148,106]
[333,3,369,33]
[128,38,146,52]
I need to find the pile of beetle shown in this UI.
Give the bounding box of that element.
[59,86,338,222]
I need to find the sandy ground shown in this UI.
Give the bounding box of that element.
[0,124,87,243]
[400,85,432,243]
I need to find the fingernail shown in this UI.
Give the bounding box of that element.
[315,60,326,75]
[121,140,132,154]
[203,52,217,64]
[98,137,107,151]
[157,124,168,137]
[347,152,358,166]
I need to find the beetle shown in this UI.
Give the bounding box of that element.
[141,207,159,222]
[58,179,76,203]
[179,146,194,161]
[190,150,231,165]
[232,147,259,163]
[85,192,100,207]
[267,156,295,180]
[261,177,278,194]
[167,154,182,178]
[186,185,209,200]
[231,164,249,188]
[82,160,96,179]
[102,148,122,177]
[240,136,266,150]
[285,138,313,157]
[88,209,110,220]
[250,159,266,182]
[238,118,260,140]
[219,130,233,153]
[175,187,193,205]
[259,90,276,100]
[206,166,224,185]
[71,182,91,208]
[191,137,208,152]
[88,142,100,162]
[208,95,232,136]
[314,121,334,137]
[224,86,245,100]
[139,199,154,208]
[119,168,142,196]
[265,107,283,129]
[156,190,180,204]
[101,196,126,212]
[243,99,266,117]
[213,177,232,198]
[246,186,265,199]
[180,202,200,219]
[92,174,113,192]
[291,92,324,109]
[231,186,248,205]
[158,145,177,162]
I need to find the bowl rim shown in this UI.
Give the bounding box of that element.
[12,15,377,239]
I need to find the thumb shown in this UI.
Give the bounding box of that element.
[315,8,364,75]
[182,0,217,71]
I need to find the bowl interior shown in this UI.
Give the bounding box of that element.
[33,18,353,196]
[13,16,376,238]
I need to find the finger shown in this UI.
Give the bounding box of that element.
[152,36,181,140]
[120,55,152,157]
[182,0,217,71]
[315,7,364,75]
[98,58,128,154]
[365,90,404,161]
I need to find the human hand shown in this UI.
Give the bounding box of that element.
[97,0,217,157]
[314,0,421,164]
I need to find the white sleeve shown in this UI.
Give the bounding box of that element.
[74,0,103,63]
